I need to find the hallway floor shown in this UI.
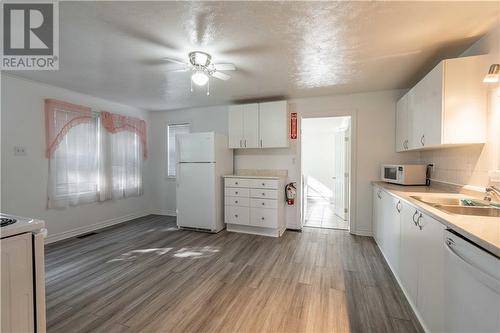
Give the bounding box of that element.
[304,197,349,230]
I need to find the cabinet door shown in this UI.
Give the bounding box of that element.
[399,203,420,303]
[228,105,244,148]
[259,101,288,148]
[372,186,383,246]
[1,233,35,333]
[385,195,401,273]
[417,213,445,333]
[408,81,425,149]
[395,94,409,152]
[242,103,259,148]
[420,62,443,147]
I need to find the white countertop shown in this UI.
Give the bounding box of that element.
[373,181,500,257]
[0,214,45,238]
[224,175,284,180]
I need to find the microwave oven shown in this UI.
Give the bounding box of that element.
[381,164,427,185]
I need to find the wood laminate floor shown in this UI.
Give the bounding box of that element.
[45,215,423,333]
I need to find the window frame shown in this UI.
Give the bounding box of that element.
[166,122,190,179]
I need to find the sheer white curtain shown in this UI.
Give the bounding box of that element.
[167,123,190,177]
[100,130,143,200]
[48,118,99,208]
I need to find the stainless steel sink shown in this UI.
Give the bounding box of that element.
[410,196,486,206]
[433,205,500,217]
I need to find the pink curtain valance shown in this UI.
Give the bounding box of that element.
[45,99,93,158]
[101,111,148,159]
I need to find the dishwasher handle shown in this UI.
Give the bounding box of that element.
[445,237,500,294]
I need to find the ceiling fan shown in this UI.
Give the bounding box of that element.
[163,51,236,95]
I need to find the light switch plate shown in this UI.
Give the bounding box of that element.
[13,146,26,156]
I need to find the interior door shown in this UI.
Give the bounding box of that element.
[242,104,259,148]
[176,163,215,230]
[228,105,244,148]
[333,129,348,220]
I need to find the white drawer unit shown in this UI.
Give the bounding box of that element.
[224,188,249,197]
[250,188,278,199]
[224,176,286,237]
[249,179,279,189]
[250,198,278,209]
[225,178,250,188]
[225,206,250,226]
[226,196,250,207]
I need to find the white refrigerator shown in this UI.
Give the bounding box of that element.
[176,132,233,232]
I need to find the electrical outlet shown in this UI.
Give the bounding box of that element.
[13,146,26,156]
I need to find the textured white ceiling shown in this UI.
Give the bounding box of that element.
[9,1,499,111]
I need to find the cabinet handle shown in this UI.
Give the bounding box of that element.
[261,202,265,206]
[377,190,382,199]
[262,183,265,186]
[235,181,239,185]
[420,135,425,146]
[412,210,419,226]
[244,139,247,147]
[235,191,238,194]
[396,200,401,213]
[240,139,242,148]
[235,200,238,203]
[260,139,263,147]
[262,192,266,196]
[235,214,238,218]
[417,215,423,230]
[261,217,265,220]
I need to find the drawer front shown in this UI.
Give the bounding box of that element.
[250,188,278,199]
[249,179,279,189]
[225,206,250,226]
[250,208,278,228]
[225,178,250,188]
[250,198,277,209]
[224,188,249,197]
[226,196,249,207]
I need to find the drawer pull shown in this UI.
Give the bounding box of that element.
[235,214,238,218]
[235,191,238,194]
[262,192,265,196]
[262,183,265,186]
[261,202,265,206]
[261,217,265,220]
[235,200,238,204]
[235,181,239,185]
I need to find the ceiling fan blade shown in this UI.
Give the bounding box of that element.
[161,57,189,65]
[165,67,191,73]
[211,71,231,80]
[213,63,236,71]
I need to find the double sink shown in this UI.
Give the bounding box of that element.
[411,196,500,217]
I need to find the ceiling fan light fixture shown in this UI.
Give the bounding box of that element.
[483,64,500,83]
[189,51,211,67]
[191,71,209,86]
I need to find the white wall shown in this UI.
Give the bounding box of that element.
[1,74,152,242]
[148,90,419,235]
[148,105,229,215]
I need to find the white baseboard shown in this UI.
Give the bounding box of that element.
[150,209,176,216]
[45,211,150,244]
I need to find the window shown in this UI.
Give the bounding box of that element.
[167,123,190,177]
[109,131,143,198]
[48,118,100,208]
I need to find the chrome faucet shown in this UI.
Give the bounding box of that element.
[484,185,500,202]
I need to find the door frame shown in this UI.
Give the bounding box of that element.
[298,112,357,233]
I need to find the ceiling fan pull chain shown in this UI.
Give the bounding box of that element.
[207,78,210,96]
[190,77,193,93]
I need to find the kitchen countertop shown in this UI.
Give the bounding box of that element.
[224,175,284,180]
[373,181,500,257]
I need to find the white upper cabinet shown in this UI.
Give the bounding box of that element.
[228,103,259,148]
[259,101,288,148]
[228,101,289,149]
[396,55,487,152]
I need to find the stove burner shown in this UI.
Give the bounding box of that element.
[0,218,17,227]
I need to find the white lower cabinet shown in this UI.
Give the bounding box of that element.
[373,185,446,332]
[225,176,285,237]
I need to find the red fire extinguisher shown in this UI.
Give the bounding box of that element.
[285,182,296,205]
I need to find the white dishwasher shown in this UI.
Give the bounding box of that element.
[444,230,500,333]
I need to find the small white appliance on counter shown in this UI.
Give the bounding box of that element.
[444,230,500,332]
[1,214,47,333]
[381,164,427,185]
[176,132,233,232]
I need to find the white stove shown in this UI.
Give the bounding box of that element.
[0,213,45,239]
[1,213,46,333]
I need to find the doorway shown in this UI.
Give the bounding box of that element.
[301,116,351,230]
